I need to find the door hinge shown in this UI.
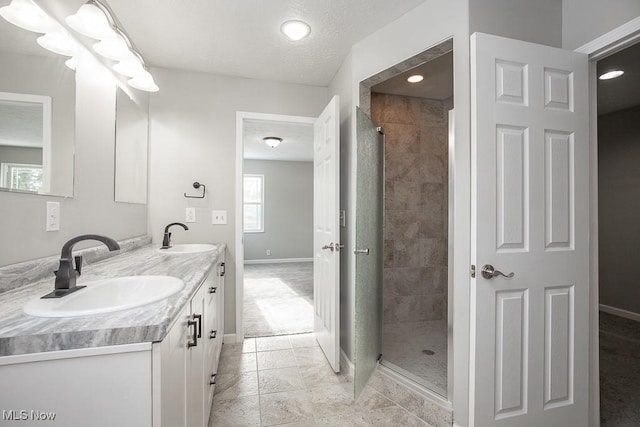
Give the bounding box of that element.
[470,265,476,278]
[377,353,383,362]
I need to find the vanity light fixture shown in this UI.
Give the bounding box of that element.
[599,70,624,80]
[0,0,52,33]
[66,0,159,92]
[263,137,283,148]
[281,20,311,41]
[65,57,78,71]
[1,0,77,59]
[407,74,424,83]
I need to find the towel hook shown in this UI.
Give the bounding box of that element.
[184,182,206,199]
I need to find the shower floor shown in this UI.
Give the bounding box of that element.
[382,320,448,397]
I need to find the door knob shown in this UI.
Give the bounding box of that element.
[481,264,514,280]
[322,243,335,251]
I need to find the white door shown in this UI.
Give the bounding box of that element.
[313,95,340,372]
[470,33,589,426]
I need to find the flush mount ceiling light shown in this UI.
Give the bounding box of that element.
[263,137,283,148]
[281,20,311,41]
[407,74,424,83]
[599,70,624,80]
[66,0,159,92]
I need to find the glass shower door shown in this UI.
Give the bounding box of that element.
[353,107,384,398]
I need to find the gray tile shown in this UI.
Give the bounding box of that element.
[315,411,373,426]
[260,390,314,426]
[365,406,428,426]
[256,335,292,352]
[214,371,259,401]
[258,367,304,393]
[257,349,297,370]
[298,363,345,388]
[289,333,319,348]
[209,395,260,427]
[306,383,356,418]
[218,351,257,374]
[294,346,329,367]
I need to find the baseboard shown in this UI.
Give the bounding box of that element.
[223,333,238,344]
[600,304,640,322]
[244,258,313,265]
[340,348,354,380]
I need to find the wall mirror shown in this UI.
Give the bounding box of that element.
[114,87,148,204]
[0,7,76,197]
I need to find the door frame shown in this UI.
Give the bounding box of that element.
[573,16,640,427]
[234,111,316,343]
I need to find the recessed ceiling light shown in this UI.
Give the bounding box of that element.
[281,20,311,41]
[407,75,424,83]
[599,70,624,80]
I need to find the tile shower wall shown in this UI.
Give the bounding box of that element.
[371,93,450,325]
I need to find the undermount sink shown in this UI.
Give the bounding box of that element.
[156,244,216,254]
[23,275,185,318]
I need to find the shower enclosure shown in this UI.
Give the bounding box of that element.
[354,40,453,400]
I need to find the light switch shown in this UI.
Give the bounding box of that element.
[211,210,227,225]
[46,201,60,231]
[185,207,196,223]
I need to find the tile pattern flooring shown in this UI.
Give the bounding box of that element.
[209,334,435,426]
[383,320,447,396]
[599,311,640,426]
[244,263,313,337]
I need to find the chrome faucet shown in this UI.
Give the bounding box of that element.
[42,235,120,299]
[161,222,189,249]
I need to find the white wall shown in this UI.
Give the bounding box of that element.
[563,0,640,50]
[0,50,148,267]
[243,159,313,261]
[470,0,562,47]
[147,67,329,335]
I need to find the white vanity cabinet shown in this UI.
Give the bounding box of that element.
[154,256,225,427]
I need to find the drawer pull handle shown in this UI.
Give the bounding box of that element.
[210,373,216,385]
[209,287,217,294]
[210,330,217,339]
[187,316,198,348]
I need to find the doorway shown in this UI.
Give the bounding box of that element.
[354,39,454,400]
[595,40,640,426]
[239,115,315,339]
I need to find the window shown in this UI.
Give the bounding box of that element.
[0,163,43,192]
[243,174,264,233]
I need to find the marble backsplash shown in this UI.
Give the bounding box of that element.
[372,93,450,324]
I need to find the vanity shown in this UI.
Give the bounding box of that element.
[0,239,226,427]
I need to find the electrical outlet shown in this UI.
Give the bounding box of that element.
[185,207,196,223]
[211,210,227,225]
[266,249,271,256]
[46,201,60,232]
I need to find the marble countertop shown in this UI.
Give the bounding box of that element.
[0,242,226,357]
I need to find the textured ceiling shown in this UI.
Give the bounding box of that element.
[597,41,640,116]
[243,119,313,162]
[105,0,428,86]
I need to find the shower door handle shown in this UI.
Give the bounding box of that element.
[354,248,370,255]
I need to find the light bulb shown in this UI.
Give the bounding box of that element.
[599,70,624,80]
[37,31,76,56]
[0,0,54,33]
[66,3,113,40]
[94,33,130,61]
[113,57,144,77]
[407,75,424,83]
[128,70,159,92]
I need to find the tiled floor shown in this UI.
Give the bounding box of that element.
[243,263,313,337]
[599,311,640,426]
[383,320,447,396]
[209,333,433,426]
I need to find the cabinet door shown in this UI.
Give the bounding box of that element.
[187,283,206,427]
[204,264,220,418]
[216,258,225,364]
[160,304,190,427]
